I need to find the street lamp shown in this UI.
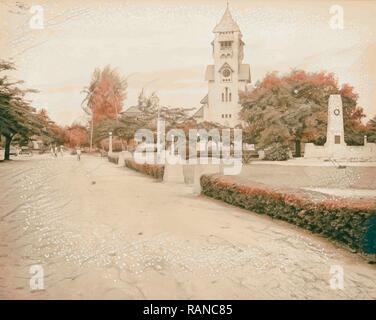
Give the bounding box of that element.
[109,131,113,154]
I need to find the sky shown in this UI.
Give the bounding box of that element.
[1,0,376,125]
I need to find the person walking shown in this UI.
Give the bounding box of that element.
[76,147,81,161]
[59,145,64,157]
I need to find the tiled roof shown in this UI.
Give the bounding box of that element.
[200,94,208,104]
[193,106,204,118]
[121,105,142,115]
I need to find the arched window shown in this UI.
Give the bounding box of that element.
[222,87,231,102]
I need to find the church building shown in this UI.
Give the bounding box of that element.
[194,4,251,127]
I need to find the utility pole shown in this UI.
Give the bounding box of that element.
[89,109,94,153]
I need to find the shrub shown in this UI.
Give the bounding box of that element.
[125,159,164,180]
[108,154,119,164]
[200,174,376,260]
[263,142,290,161]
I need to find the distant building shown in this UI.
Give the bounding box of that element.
[121,105,142,118]
[194,4,251,127]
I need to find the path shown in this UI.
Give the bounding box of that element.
[0,154,375,299]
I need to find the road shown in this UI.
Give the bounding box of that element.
[0,154,375,299]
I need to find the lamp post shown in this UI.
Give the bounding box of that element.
[109,131,113,154]
[150,94,163,162]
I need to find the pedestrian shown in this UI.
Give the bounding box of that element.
[59,145,64,157]
[76,147,81,161]
[54,146,58,157]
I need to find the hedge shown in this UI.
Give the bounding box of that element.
[200,174,376,260]
[124,159,164,180]
[108,154,119,164]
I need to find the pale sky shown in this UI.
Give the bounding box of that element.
[1,0,376,125]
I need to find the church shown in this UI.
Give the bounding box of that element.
[194,4,251,127]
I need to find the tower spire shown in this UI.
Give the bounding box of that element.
[213,2,240,33]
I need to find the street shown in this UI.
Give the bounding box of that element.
[0,154,375,299]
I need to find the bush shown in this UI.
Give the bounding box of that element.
[200,174,376,260]
[125,159,164,180]
[108,154,119,164]
[263,142,290,161]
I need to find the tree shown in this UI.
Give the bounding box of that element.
[94,90,200,150]
[35,109,65,146]
[367,116,376,143]
[64,124,89,148]
[0,60,43,160]
[81,65,128,150]
[240,70,367,159]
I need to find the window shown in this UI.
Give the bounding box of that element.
[335,135,341,144]
[220,41,232,49]
[222,68,231,82]
[222,87,231,102]
[222,69,230,77]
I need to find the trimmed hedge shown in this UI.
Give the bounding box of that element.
[200,174,376,260]
[108,154,119,164]
[125,159,164,180]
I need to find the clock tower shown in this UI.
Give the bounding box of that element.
[200,4,251,127]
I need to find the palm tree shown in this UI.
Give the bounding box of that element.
[81,66,127,151]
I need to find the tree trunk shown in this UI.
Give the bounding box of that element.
[295,139,301,157]
[4,134,13,161]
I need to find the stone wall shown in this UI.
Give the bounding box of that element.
[305,142,376,161]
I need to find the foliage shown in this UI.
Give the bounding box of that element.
[95,90,198,148]
[263,143,290,161]
[240,70,367,158]
[367,116,376,143]
[108,153,119,164]
[35,109,65,145]
[124,158,164,180]
[200,174,376,260]
[0,60,45,160]
[64,124,89,148]
[81,65,128,125]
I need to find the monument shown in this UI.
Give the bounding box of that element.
[304,94,376,161]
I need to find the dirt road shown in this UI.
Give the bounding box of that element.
[0,155,375,299]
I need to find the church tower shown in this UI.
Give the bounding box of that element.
[200,4,251,127]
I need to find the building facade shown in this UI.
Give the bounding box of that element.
[195,5,251,127]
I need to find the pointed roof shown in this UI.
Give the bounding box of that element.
[213,4,240,33]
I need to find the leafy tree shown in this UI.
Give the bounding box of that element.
[94,91,204,150]
[64,124,89,148]
[0,60,44,160]
[240,70,367,159]
[35,109,65,146]
[81,65,127,150]
[82,65,128,124]
[367,116,376,143]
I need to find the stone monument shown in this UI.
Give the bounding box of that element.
[304,94,376,161]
